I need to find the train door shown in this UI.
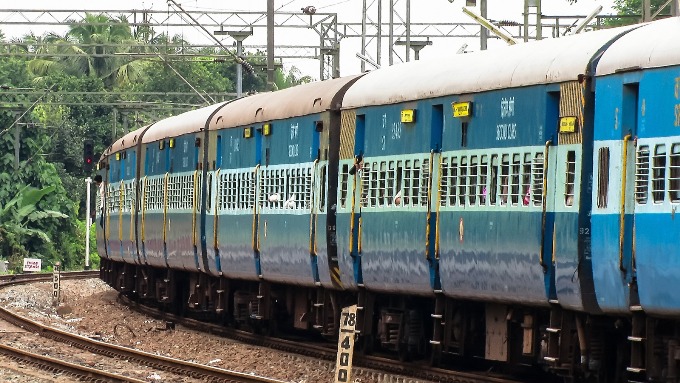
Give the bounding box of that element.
[618,83,639,297]
[427,104,443,291]
[551,143,584,310]
[349,114,365,285]
[310,120,323,284]
[108,153,124,264]
[551,81,602,313]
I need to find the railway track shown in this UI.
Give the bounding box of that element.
[120,296,529,383]
[0,271,287,383]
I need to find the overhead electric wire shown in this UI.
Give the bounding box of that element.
[166,0,255,75]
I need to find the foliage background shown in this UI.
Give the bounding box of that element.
[0,14,310,273]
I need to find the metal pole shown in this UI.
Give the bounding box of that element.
[406,0,411,62]
[361,0,367,73]
[122,112,129,135]
[267,0,275,89]
[643,0,651,21]
[333,45,341,78]
[85,177,91,270]
[389,0,394,65]
[377,0,382,66]
[523,0,529,42]
[480,0,488,50]
[536,0,542,40]
[237,38,243,97]
[674,0,680,16]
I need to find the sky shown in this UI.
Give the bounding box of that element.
[2,0,619,79]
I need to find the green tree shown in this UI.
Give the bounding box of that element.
[601,0,672,26]
[0,185,67,272]
[273,66,314,90]
[28,14,143,87]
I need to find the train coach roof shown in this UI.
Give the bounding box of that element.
[142,101,229,144]
[102,126,149,160]
[209,75,362,130]
[342,24,638,108]
[596,17,680,76]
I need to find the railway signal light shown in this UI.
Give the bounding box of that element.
[83,139,94,173]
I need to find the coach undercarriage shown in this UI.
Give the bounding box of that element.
[100,259,680,382]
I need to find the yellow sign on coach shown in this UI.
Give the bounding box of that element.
[452,101,472,117]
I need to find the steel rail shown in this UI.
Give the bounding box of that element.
[0,272,286,383]
[0,343,148,383]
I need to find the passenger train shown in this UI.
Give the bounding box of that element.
[96,17,680,382]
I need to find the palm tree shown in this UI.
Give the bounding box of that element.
[27,13,144,87]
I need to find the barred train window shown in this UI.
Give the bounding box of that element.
[405,159,423,206]
[168,174,196,210]
[597,147,610,208]
[565,151,576,207]
[522,154,532,206]
[468,156,478,205]
[438,156,458,207]
[479,155,488,204]
[107,185,119,214]
[652,144,666,203]
[319,164,327,212]
[421,158,430,206]
[339,164,349,208]
[511,154,520,205]
[670,144,680,202]
[436,151,543,208]
[458,157,468,206]
[123,181,135,212]
[289,167,313,209]
[258,166,313,210]
[167,176,180,209]
[219,170,255,211]
[635,146,650,204]
[500,154,509,205]
[531,153,543,206]
[360,158,428,208]
[260,169,284,209]
[490,155,498,205]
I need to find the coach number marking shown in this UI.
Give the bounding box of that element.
[289,123,299,158]
[496,123,517,141]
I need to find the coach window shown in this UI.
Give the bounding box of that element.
[448,157,458,206]
[669,144,680,202]
[500,154,510,205]
[635,146,650,204]
[479,155,488,204]
[490,155,498,205]
[394,161,403,206]
[468,156,478,205]
[207,174,213,211]
[522,153,532,206]
[319,164,327,212]
[565,151,576,207]
[340,164,349,208]
[652,144,666,203]
[511,153,521,206]
[411,159,422,206]
[532,153,544,206]
[597,147,610,208]
[458,156,468,206]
